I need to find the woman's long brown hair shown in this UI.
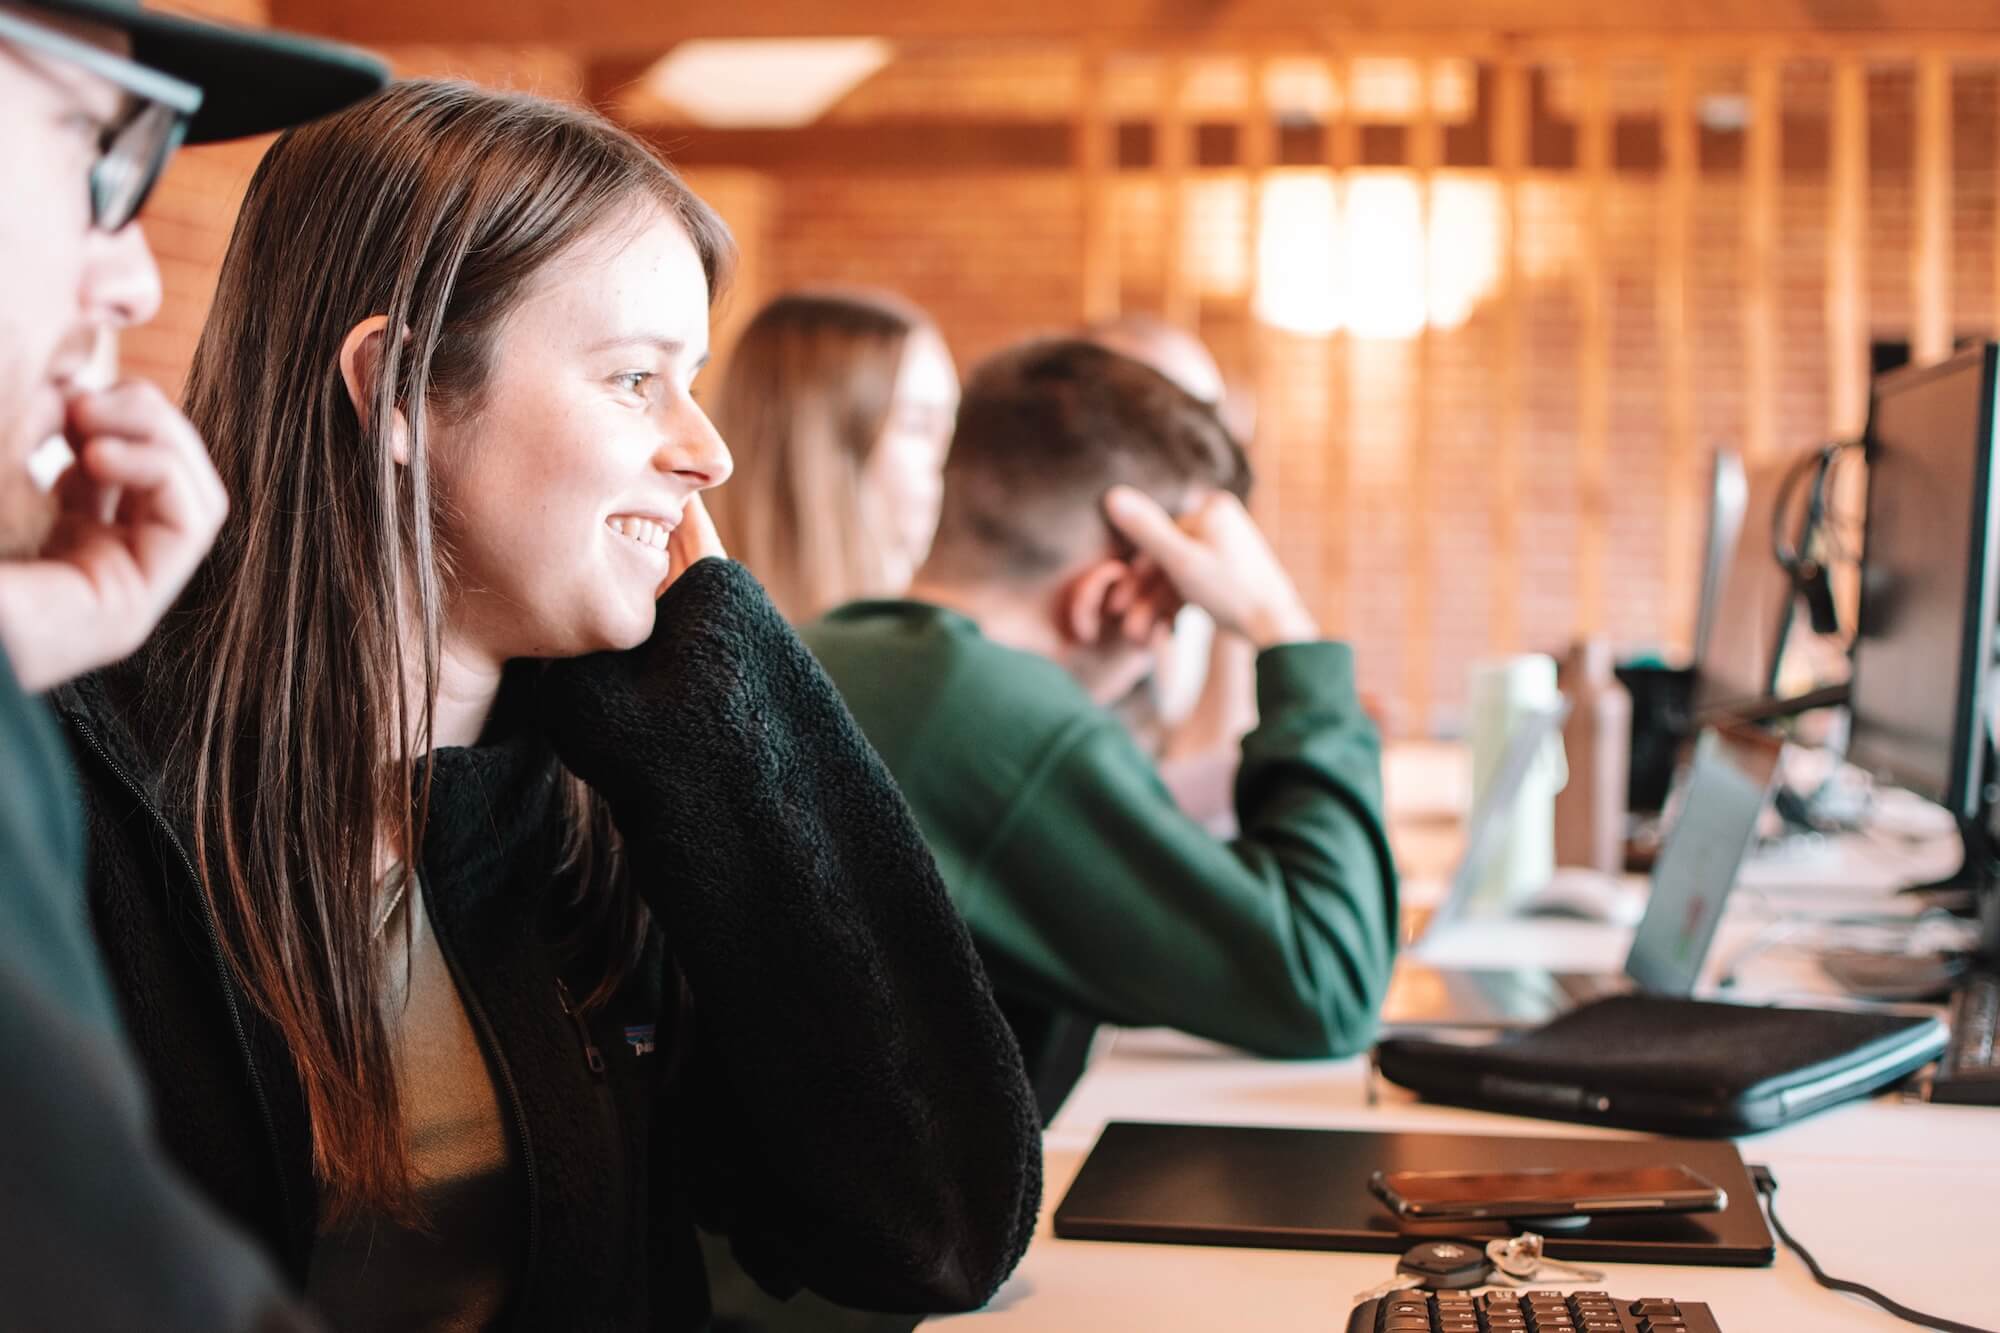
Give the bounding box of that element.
[155,80,732,1223]
[705,289,930,622]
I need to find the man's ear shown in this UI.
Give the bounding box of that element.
[1056,558,1133,648]
[338,315,413,466]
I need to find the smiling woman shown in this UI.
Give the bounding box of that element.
[47,78,1039,1333]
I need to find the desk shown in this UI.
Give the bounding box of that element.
[944,831,1998,1331]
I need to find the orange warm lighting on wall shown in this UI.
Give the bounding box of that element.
[1254,169,1502,340]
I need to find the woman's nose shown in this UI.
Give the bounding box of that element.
[660,405,733,491]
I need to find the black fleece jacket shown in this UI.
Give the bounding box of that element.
[53,558,1041,1333]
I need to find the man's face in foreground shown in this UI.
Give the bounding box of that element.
[0,4,161,555]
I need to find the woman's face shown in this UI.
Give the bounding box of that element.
[431,204,731,663]
[861,327,957,586]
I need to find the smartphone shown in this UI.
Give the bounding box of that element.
[1368,1165,1726,1222]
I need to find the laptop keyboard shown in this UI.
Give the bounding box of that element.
[1349,1290,1725,1333]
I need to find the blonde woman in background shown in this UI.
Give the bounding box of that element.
[707,288,959,622]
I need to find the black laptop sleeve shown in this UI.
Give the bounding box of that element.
[1374,994,1946,1135]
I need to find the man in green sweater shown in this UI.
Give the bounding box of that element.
[803,338,1398,1116]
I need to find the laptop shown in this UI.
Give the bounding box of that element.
[1052,1121,1776,1266]
[1414,698,1572,942]
[1382,724,1785,1030]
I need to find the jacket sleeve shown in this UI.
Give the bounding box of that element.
[537,559,1041,1314]
[1,663,316,1333]
[0,940,320,1333]
[964,641,1399,1058]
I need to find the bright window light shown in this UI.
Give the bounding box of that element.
[1343,174,1428,340]
[631,38,894,128]
[1254,171,1502,340]
[1427,177,1503,331]
[1254,173,1342,336]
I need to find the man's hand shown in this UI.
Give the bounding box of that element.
[0,382,228,692]
[1104,486,1319,650]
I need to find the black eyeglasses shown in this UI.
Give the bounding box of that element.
[0,8,203,232]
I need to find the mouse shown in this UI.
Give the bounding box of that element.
[1517,870,1647,927]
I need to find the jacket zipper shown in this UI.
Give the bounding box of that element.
[555,976,608,1078]
[425,890,542,1329]
[64,714,300,1258]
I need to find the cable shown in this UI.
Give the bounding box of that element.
[1749,1164,1996,1333]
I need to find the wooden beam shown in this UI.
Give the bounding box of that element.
[1488,57,1526,656]
[1236,55,1287,607]
[268,0,2000,50]
[1159,56,1194,326]
[1325,52,1359,642]
[640,119,1074,170]
[1576,60,1611,638]
[1743,56,1779,463]
[1913,51,1953,365]
[1078,48,1119,324]
[1828,56,1868,439]
[1241,55,1274,479]
[1660,56,1698,653]
[1405,58,1442,735]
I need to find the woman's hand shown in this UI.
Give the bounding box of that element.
[659,494,726,598]
[542,542,752,799]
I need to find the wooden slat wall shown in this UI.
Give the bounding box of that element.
[1491,57,1528,657]
[1078,48,1119,323]
[1159,56,1194,327]
[1827,57,1868,438]
[1240,57,1274,522]
[1913,52,1953,366]
[1053,42,1966,734]
[1575,61,1611,635]
[1744,57,1780,464]
[1660,57,1699,646]
[1325,52,1359,639]
[1406,59,1442,732]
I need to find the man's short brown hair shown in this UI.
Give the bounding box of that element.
[927,337,1247,581]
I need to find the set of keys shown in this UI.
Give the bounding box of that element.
[1353,1234,1607,1304]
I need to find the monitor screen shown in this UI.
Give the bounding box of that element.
[1624,725,1784,995]
[1848,343,2000,816]
[1695,457,1804,714]
[1691,449,1747,671]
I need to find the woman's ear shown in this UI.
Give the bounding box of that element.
[1057,558,1132,649]
[338,315,413,466]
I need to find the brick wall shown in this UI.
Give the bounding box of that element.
[118,0,273,396]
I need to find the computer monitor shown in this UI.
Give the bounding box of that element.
[1847,342,2000,822]
[1691,449,1748,672]
[1695,455,1806,716]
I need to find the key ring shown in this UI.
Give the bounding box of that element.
[1487,1232,1606,1284]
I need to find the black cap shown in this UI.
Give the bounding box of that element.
[19,0,387,143]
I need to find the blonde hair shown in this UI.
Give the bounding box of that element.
[707,287,935,622]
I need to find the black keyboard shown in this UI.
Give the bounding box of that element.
[1347,1290,1724,1333]
[1933,969,2000,1105]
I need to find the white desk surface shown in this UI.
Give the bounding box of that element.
[943,829,2000,1331]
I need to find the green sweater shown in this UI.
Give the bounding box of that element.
[802,600,1399,1068]
[0,648,114,1032]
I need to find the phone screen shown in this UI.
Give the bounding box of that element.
[1373,1165,1723,1219]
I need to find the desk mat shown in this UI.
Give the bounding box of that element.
[1052,1121,1775,1267]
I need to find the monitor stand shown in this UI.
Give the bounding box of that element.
[1827,810,1997,1002]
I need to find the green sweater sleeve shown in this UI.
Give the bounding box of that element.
[961,641,1399,1058]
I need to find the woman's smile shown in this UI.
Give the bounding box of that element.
[606,511,677,554]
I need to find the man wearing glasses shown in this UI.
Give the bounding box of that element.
[0,3,382,1327]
